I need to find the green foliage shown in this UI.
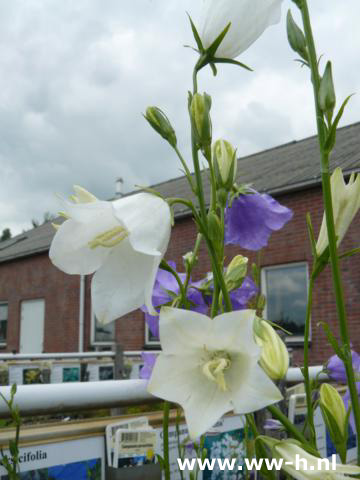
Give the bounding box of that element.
[0,384,21,479]
[0,229,11,242]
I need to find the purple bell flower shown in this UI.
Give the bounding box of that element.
[343,382,360,432]
[230,276,258,310]
[326,351,360,383]
[263,418,283,431]
[139,352,157,380]
[141,261,208,338]
[225,190,293,251]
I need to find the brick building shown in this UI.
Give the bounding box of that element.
[0,122,359,367]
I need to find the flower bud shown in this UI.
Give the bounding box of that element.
[286,10,308,61]
[144,106,177,148]
[256,320,289,380]
[316,168,360,256]
[319,61,336,123]
[319,383,347,437]
[225,255,248,291]
[190,93,212,158]
[213,139,237,191]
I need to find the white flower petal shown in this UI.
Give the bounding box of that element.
[200,0,283,59]
[72,185,98,203]
[91,241,159,324]
[227,356,282,413]
[159,307,214,355]
[49,218,111,274]
[112,193,171,256]
[148,354,232,439]
[212,310,260,355]
[275,442,360,479]
[62,197,114,224]
[316,168,360,255]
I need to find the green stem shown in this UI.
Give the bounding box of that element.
[161,259,186,301]
[300,0,360,463]
[190,67,232,312]
[182,234,203,304]
[203,234,232,312]
[191,68,207,224]
[208,158,217,213]
[267,405,311,446]
[210,280,220,318]
[174,146,195,192]
[246,414,276,480]
[303,274,316,446]
[163,401,171,480]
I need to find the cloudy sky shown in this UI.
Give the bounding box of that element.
[1,0,359,235]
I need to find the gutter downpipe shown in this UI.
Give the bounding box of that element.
[78,275,85,352]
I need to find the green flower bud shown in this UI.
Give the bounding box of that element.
[213,139,237,191]
[144,106,177,148]
[225,255,248,291]
[255,320,289,380]
[286,10,308,61]
[190,92,212,158]
[319,383,347,437]
[319,61,336,123]
[319,383,348,462]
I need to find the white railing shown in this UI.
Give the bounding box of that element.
[0,351,156,361]
[0,366,328,418]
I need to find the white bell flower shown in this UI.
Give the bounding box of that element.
[148,307,282,439]
[264,438,360,480]
[316,168,360,256]
[200,0,283,59]
[50,186,171,324]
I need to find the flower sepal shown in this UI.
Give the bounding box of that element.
[188,15,252,75]
[319,383,349,463]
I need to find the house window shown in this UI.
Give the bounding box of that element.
[92,314,115,344]
[261,263,308,342]
[0,303,8,344]
[145,323,160,346]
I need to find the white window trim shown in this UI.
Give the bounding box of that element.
[0,301,8,346]
[261,262,310,344]
[90,308,115,346]
[145,322,160,346]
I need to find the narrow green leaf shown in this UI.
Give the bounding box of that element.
[318,322,342,357]
[186,13,204,53]
[207,22,231,58]
[306,212,317,259]
[324,95,354,153]
[339,246,360,260]
[209,62,217,76]
[212,57,253,72]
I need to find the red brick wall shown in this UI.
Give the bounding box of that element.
[161,186,360,367]
[0,185,359,367]
[0,254,80,352]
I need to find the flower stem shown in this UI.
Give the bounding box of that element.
[299,0,360,462]
[161,259,186,301]
[245,414,276,480]
[174,145,195,192]
[163,401,171,480]
[267,405,311,446]
[190,67,232,313]
[303,274,316,446]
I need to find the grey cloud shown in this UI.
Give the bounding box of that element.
[0,0,359,234]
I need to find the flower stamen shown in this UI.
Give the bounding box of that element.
[202,352,231,392]
[88,226,129,249]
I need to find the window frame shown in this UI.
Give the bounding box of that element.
[145,322,160,347]
[90,308,115,346]
[261,262,310,345]
[0,301,8,346]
